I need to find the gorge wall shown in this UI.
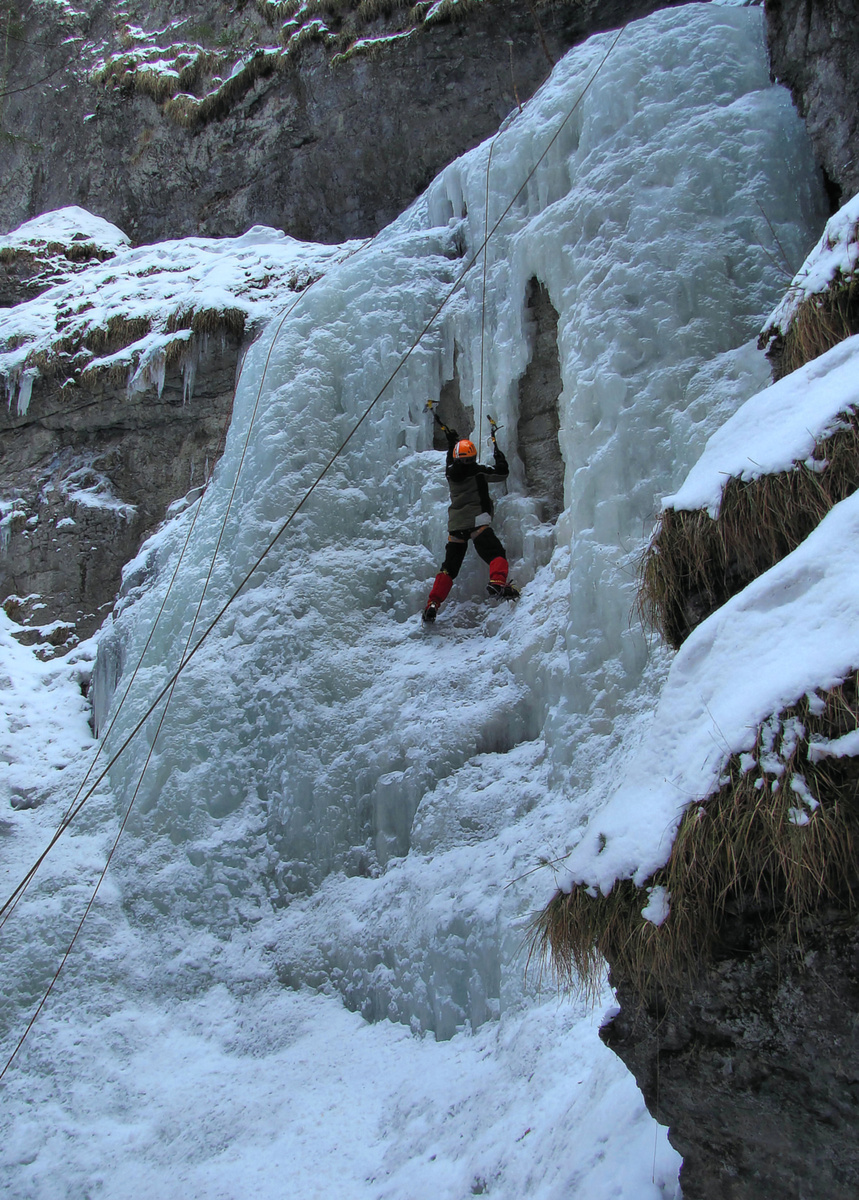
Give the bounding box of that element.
[765,0,859,207]
[1,0,679,246]
[602,907,859,1200]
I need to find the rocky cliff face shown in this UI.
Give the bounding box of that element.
[0,334,239,650]
[602,905,859,1200]
[1,0,676,245]
[765,0,859,208]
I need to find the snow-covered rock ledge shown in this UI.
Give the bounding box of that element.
[0,213,354,412]
[758,191,859,380]
[639,333,859,647]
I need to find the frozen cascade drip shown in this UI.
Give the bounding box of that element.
[97,5,825,1036]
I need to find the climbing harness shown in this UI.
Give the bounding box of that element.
[0,21,627,1080]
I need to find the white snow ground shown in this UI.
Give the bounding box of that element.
[0,5,830,1196]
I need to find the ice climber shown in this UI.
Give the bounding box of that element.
[422,412,520,624]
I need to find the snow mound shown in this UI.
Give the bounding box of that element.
[665,333,859,515]
[0,206,129,258]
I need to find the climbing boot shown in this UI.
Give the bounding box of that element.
[487,582,520,601]
[422,602,438,624]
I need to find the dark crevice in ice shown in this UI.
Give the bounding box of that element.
[517,278,564,523]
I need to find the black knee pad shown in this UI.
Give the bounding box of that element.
[472,527,505,565]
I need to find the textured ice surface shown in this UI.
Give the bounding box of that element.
[0,5,828,1197]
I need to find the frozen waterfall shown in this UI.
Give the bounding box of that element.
[92,0,823,1030]
[0,5,827,1197]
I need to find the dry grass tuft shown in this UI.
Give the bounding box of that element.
[61,243,115,265]
[193,307,247,337]
[79,359,133,390]
[255,0,301,19]
[638,411,859,649]
[22,307,248,392]
[412,0,482,23]
[167,306,247,338]
[533,678,859,1002]
[284,20,337,54]
[163,50,282,127]
[0,246,37,266]
[0,243,113,268]
[92,49,221,105]
[84,315,152,356]
[762,275,859,381]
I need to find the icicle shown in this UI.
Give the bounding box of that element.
[11,367,39,417]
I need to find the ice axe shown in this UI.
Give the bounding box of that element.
[425,398,454,438]
[487,414,502,448]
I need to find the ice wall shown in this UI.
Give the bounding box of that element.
[96,4,825,1035]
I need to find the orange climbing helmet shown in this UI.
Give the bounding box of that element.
[453,439,477,461]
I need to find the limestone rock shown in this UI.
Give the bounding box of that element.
[602,910,859,1200]
[1,0,680,246]
[0,336,240,648]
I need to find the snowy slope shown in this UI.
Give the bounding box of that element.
[560,481,859,893]
[0,5,827,1197]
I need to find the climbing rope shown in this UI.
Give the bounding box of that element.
[0,22,626,1079]
[478,134,499,441]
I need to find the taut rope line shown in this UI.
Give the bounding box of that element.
[478,134,499,440]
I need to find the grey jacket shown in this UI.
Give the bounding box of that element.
[445,436,509,532]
